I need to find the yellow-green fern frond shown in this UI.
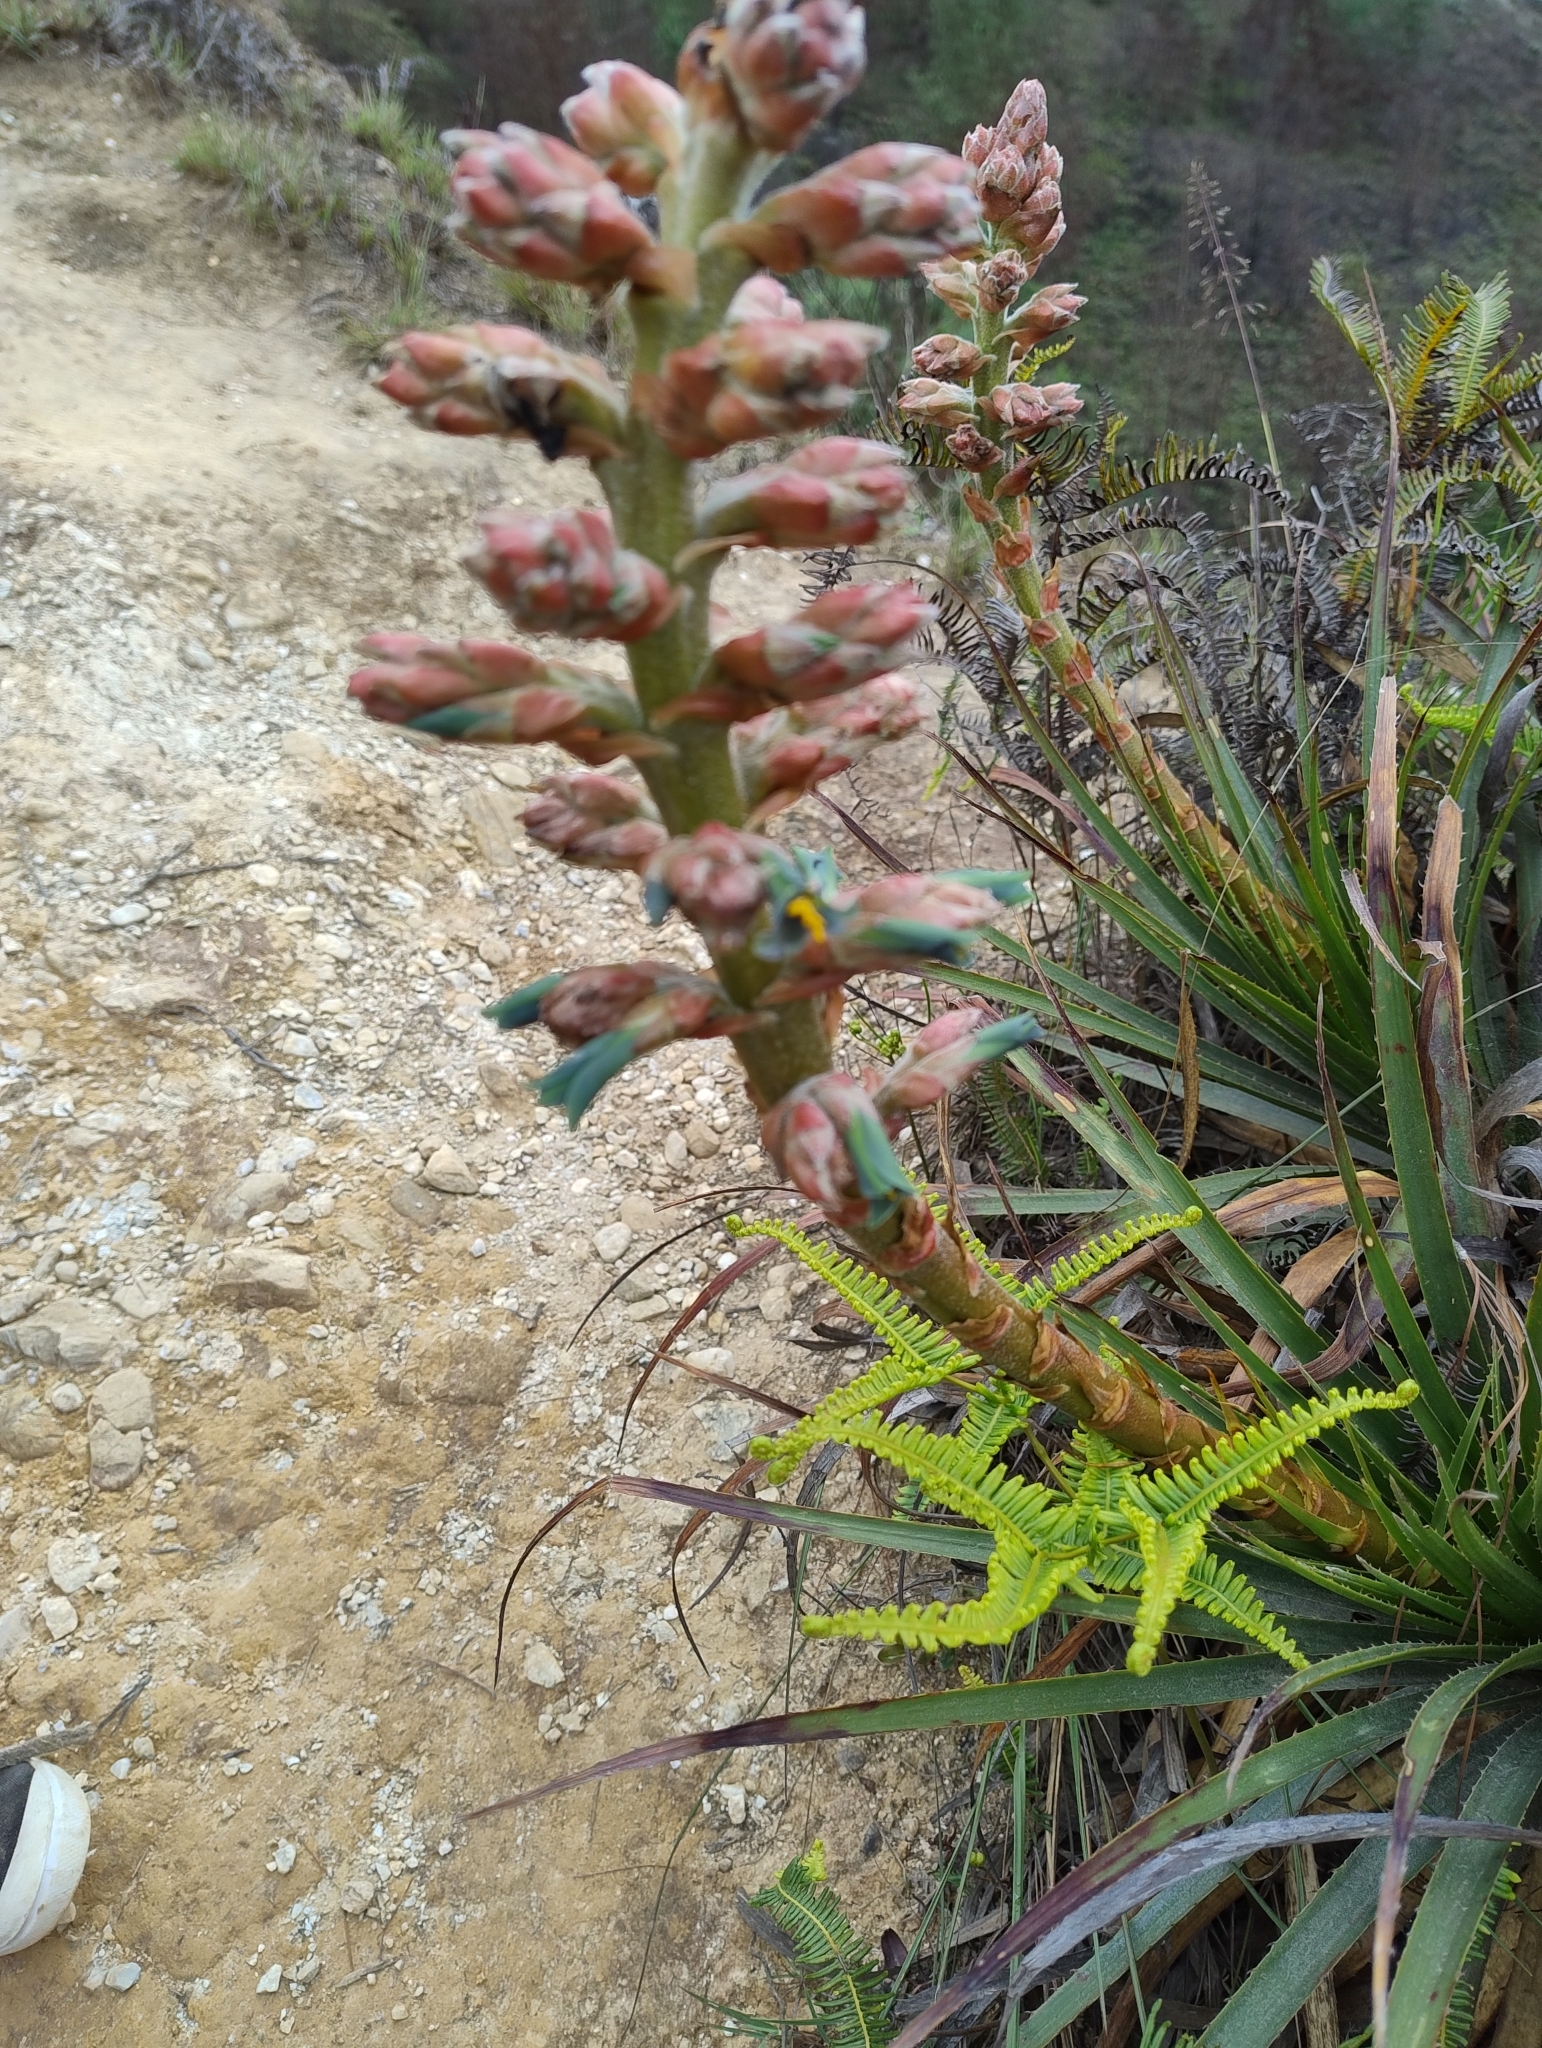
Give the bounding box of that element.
[955,1379,1036,1461]
[1123,1502,1210,1676]
[728,1215,976,1380]
[1043,1208,1202,1297]
[805,1538,1090,1652]
[825,1412,1073,1549]
[1180,1549,1307,1669]
[750,1346,972,1484]
[1131,1382,1417,1526]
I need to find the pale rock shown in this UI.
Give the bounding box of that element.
[198,1171,293,1237]
[388,1179,445,1227]
[1,1300,123,1369]
[40,1594,79,1640]
[89,1416,145,1490]
[487,756,532,790]
[248,863,280,888]
[47,1533,105,1595]
[107,902,151,928]
[309,1190,335,1218]
[258,1135,316,1174]
[279,728,332,766]
[625,1295,672,1321]
[292,1082,325,1111]
[181,636,215,671]
[0,1388,66,1461]
[91,1366,155,1433]
[0,1283,48,1326]
[462,784,525,868]
[522,1638,565,1689]
[682,1346,735,1375]
[273,1839,297,1875]
[210,1248,319,1310]
[684,1119,721,1159]
[110,1279,173,1322]
[617,1193,661,1236]
[663,1131,690,1172]
[757,1286,793,1324]
[720,1783,748,1826]
[255,1961,283,1994]
[0,1604,31,1665]
[477,935,513,967]
[311,932,353,962]
[691,1394,754,1463]
[420,1144,477,1195]
[593,1222,633,1264]
[49,1382,84,1414]
[91,971,206,1017]
[477,1059,526,1104]
[104,1962,141,1992]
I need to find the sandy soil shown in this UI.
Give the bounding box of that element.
[0,49,978,2048]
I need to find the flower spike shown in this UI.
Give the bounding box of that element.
[664,582,934,724]
[374,324,627,459]
[559,60,684,196]
[733,673,926,822]
[719,0,867,151]
[643,823,774,948]
[694,437,909,551]
[469,507,678,643]
[762,1071,916,1230]
[645,315,886,460]
[871,1005,1041,1120]
[445,123,693,298]
[704,142,981,278]
[521,772,667,870]
[347,635,666,766]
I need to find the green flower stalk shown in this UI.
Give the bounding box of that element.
[346,13,1387,1564]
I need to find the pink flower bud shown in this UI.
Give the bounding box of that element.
[983,381,1082,440]
[560,60,684,196]
[695,436,910,550]
[724,274,806,325]
[733,672,926,821]
[870,1004,1040,1120]
[895,376,978,429]
[666,581,934,723]
[1001,282,1086,353]
[446,125,693,299]
[994,80,1050,156]
[720,0,866,150]
[761,1071,915,1231]
[705,142,981,279]
[537,962,738,1047]
[911,332,986,380]
[374,323,626,459]
[921,257,980,318]
[757,862,1029,999]
[347,633,664,766]
[648,315,886,459]
[977,249,1030,311]
[522,771,667,870]
[468,506,678,642]
[644,822,773,948]
[945,424,999,471]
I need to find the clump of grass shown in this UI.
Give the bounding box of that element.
[0,0,47,57]
[344,84,449,204]
[175,111,343,246]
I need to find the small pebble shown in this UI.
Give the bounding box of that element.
[109,1756,132,1780]
[104,1961,141,1992]
[256,1961,283,1994]
[593,1222,632,1264]
[292,1082,325,1111]
[273,1838,297,1874]
[392,2003,409,2022]
[49,1382,84,1414]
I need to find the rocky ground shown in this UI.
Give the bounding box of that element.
[0,47,984,2048]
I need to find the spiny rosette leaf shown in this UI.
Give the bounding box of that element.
[753,848,1031,998]
[559,60,683,197]
[732,673,927,822]
[644,313,887,460]
[346,633,668,766]
[694,437,911,552]
[703,141,982,279]
[485,962,758,1123]
[469,507,678,643]
[520,772,667,871]
[661,581,935,726]
[444,123,692,299]
[373,324,626,459]
[719,0,867,152]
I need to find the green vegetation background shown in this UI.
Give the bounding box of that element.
[282,0,1542,469]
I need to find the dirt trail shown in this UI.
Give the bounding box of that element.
[0,54,960,2048]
